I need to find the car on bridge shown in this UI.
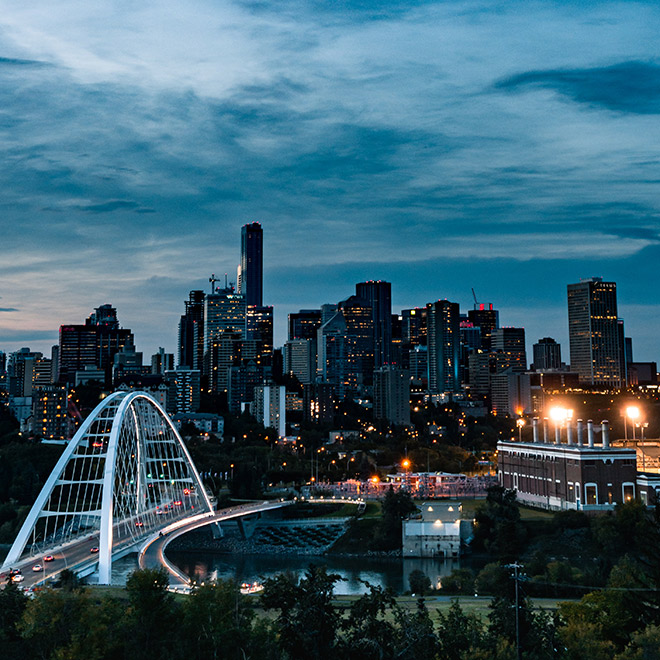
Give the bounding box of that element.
[44,555,54,562]
[32,564,42,572]
[90,546,99,553]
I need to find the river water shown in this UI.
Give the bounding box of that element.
[165,550,464,595]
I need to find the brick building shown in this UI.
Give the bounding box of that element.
[497,419,637,511]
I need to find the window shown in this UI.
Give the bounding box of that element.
[585,483,598,505]
[623,483,635,502]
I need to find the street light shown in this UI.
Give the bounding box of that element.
[625,406,640,442]
[516,418,525,442]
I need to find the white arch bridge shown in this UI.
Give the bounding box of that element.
[2,391,219,584]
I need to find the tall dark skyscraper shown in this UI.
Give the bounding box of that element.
[567,277,624,388]
[356,280,392,368]
[237,222,263,307]
[426,300,460,394]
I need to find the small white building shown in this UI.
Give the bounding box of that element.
[402,501,472,558]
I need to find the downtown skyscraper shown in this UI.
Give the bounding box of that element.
[567,277,624,388]
[237,222,263,307]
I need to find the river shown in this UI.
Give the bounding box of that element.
[164,549,465,595]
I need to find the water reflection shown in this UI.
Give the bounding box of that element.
[165,550,462,595]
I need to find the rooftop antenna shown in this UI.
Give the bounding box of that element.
[225,273,228,290]
[471,288,479,310]
[209,273,218,294]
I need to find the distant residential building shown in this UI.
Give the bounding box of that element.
[567,278,624,388]
[254,383,286,437]
[533,337,562,371]
[373,366,410,426]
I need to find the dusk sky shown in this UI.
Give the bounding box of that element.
[1,0,659,362]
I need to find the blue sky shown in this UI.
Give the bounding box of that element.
[1,0,659,362]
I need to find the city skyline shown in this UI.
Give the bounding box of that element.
[1,1,659,360]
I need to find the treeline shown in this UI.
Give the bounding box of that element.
[2,563,660,660]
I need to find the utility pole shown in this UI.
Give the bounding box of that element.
[506,562,523,660]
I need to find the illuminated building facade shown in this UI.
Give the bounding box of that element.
[356,280,392,368]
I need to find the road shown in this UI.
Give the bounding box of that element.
[138,500,293,589]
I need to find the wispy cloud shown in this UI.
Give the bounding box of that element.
[495,62,660,114]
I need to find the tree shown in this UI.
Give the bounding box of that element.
[0,578,28,657]
[436,599,484,660]
[181,580,278,660]
[408,569,431,596]
[261,565,341,660]
[340,583,396,660]
[473,486,526,560]
[391,598,439,660]
[124,568,179,660]
[372,487,416,551]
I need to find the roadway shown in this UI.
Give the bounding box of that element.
[138,500,293,589]
[3,503,208,590]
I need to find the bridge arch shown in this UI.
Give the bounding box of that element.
[2,391,213,583]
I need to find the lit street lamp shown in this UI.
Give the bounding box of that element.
[625,406,640,443]
[516,418,525,442]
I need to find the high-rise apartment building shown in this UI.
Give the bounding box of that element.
[426,300,461,393]
[237,222,263,307]
[567,278,624,388]
[356,281,392,368]
[533,337,562,371]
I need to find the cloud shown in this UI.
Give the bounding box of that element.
[495,61,660,114]
[72,200,154,214]
[0,308,19,312]
[0,55,49,67]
